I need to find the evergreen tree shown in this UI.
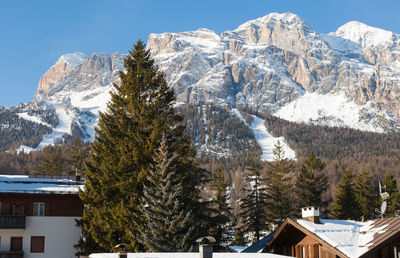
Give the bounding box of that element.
[67,137,89,177]
[331,169,361,220]
[382,173,400,217]
[33,144,65,175]
[238,166,267,244]
[137,138,197,251]
[77,41,206,254]
[209,166,233,248]
[295,152,328,212]
[231,215,246,246]
[265,141,294,227]
[354,170,377,220]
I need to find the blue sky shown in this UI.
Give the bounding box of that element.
[0,0,399,107]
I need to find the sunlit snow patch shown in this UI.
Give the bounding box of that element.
[15,145,35,154]
[232,108,296,161]
[274,92,385,133]
[36,107,74,149]
[17,112,52,127]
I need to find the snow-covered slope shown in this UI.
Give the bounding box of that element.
[274,92,393,132]
[59,52,87,68]
[335,21,396,48]
[232,109,296,161]
[5,12,400,154]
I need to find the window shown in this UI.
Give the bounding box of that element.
[33,202,45,216]
[12,203,24,215]
[296,244,319,258]
[31,236,44,253]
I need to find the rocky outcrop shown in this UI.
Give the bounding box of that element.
[34,53,87,100]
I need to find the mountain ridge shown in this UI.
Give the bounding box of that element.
[2,12,400,156]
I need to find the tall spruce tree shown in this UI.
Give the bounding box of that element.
[33,144,65,175]
[382,173,400,217]
[354,170,377,220]
[77,41,206,254]
[67,137,89,177]
[265,141,294,227]
[331,169,362,220]
[137,138,197,251]
[238,166,267,244]
[209,166,233,248]
[295,152,328,212]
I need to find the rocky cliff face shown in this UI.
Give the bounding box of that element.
[35,53,87,99]
[146,13,400,132]
[11,12,400,152]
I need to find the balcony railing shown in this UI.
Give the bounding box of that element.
[0,252,23,258]
[0,215,25,229]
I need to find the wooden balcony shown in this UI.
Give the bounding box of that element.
[0,215,25,229]
[0,252,23,258]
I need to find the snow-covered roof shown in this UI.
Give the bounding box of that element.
[89,253,290,258]
[297,218,389,257]
[0,175,83,194]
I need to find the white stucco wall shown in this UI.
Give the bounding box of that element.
[0,216,81,258]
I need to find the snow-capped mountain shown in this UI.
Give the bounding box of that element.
[4,12,400,156]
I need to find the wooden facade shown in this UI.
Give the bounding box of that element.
[265,219,346,258]
[0,193,82,217]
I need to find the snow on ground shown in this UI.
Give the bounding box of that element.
[89,253,289,258]
[274,92,384,132]
[16,145,35,153]
[69,85,112,114]
[232,109,296,161]
[230,246,247,253]
[17,112,52,127]
[36,107,74,149]
[297,219,388,258]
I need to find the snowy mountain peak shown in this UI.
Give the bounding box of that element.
[334,21,396,48]
[222,12,318,53]
[234,12,312,33]
[258,12,306,24]
[58,52,87,68]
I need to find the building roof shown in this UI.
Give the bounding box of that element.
[89,253,290,258]
[268,217,400,258]
[241,232,275,253]
[361,217,400,256]
[0,175,83,194]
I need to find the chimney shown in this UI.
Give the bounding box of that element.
[199,244,213,258]
[301,206,320,224]
[196,236,215,258]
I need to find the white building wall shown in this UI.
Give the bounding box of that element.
[0,216,81,258]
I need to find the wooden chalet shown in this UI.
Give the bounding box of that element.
[263,207,400,258]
